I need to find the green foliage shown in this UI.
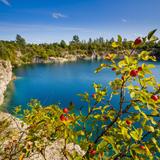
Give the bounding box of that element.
[18,99,77,159]
[0,31,160,160]
[147,29,157,40]
[0,31,160,66]
[16,34,26,47]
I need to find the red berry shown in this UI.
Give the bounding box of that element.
[138,66,142,72]
[134,37,142,45]
[60,114,66,121]
[140,145,145,150]
[63,108,69,114]
[126,119,132,125]
[92,94,96,99]
[112,67,116,71]
[65,116,69,121]
[151,95,159,101]
[130,70,138,77]
[89,149,96,156]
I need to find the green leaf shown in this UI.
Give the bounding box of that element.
[121,127,131,140]
[130,131,139,141]
[94,114,101,119]
[150,35,158,42]
[137,128,143,138]
[103,136,115,144]
[118,35,122,43]
[78,130,85,136]
[147,29,157,40]
[112,42,119,48]
[140,110,148,119]
[149,117,157,125]
[144,125,155,132]
[133,106,140,110]
[15,106,21,113]
[142,37,147,43]
[138,51,151,61]
[130,129,142,141]
[131,146,145,154]
[118,60,125,68]
[152,137,160,152]
[130,92,136,98]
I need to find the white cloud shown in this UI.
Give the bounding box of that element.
[121,18,127,23]
[0,0,10,6]
[52,12,67,19]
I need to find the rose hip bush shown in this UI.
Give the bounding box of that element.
[0,30,160,160]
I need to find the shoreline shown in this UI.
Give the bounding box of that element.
[0,55,158,107]
[0,56,101,106]
[16,54,103,67]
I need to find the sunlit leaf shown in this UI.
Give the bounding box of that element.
[147,29,157,40]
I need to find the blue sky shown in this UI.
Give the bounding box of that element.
[0,0,159,43]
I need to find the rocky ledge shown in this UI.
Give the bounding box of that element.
[31,54,101,64]
[0,112,85,160]
[32,55,78,64]
[0,60,12,105]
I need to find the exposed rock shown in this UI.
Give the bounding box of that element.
[0,60,12,105]
[0,112,26,144]
[25,139,85,160]
[0,112,85,160]
[32,55,78,64]
[31,54,102,64]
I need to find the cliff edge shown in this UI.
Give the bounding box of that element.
[0,60,12,105]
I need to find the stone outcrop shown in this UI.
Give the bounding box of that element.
[31,54,102,64]
[32,55,78,64]
[0,112,85,160]
[24,139,85,160]
[0,60,12,105]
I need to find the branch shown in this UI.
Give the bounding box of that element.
[84,81,126,158]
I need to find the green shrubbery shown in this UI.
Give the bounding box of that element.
[1,31,160,66]
[0,31,160,160]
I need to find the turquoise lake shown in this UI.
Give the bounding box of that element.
[5,60,160,113]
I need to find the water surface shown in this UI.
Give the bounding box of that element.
[6,60,160,113]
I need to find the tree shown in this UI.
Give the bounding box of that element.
[16,34,26,48]
[88,38,92,44]
[110,37,115,43]
[60,40,67,48]
[72,35,80,44]
[0,42,7,59]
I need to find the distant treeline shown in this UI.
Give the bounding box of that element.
[0,34,160,65]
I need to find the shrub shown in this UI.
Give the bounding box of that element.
[1,30,159,160]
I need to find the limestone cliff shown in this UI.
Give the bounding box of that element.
[32,55,78,64]
[0,60,12,105]
[0,112,85,159]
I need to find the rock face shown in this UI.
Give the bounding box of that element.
[24,139,85,160]
[0,112,85,160]
[32,55,78,64]
[0,60,12,105]
[31,54,101,64]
